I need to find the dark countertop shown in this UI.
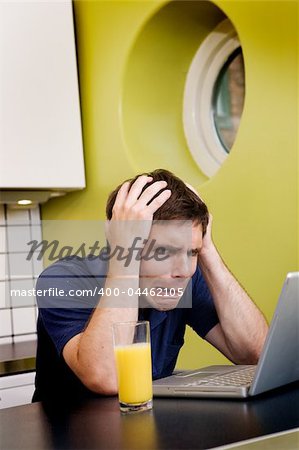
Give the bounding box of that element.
[1,381,299,450]
[0,340,36,376]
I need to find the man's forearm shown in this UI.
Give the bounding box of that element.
[198,244,268,363]
[63,263,139,395]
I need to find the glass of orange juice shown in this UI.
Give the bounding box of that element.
[112,320,153,413]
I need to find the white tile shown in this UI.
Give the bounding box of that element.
[0,281,10,308]
[31,252,44,278]
[0,254,9,281]
[0,281,5,308]
[0,254,5,280]
[7,225,31,253]
[6,281,11,308]
[6,209,30,226]
[0,227,7,253]
[9,253,34,279]
[0,309,12,337]
[26,228,44,261]
[30,223,43,244]
[0,205,5,225]
[10,279,35,308]
[34,305,39,321]
[29,206,41,225]
[13,334,37,343]
[12,307,37,334]
[0,336,13,344]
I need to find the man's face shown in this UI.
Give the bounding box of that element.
[139,221,203,311]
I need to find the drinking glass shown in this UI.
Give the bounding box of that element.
[112,320,153,413]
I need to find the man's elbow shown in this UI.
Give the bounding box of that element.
[81,373,118,396]
[242,325,268,365]
[233,350,259,365]
[90,381,118,396]
[250,327,268,363]
[243,351,260,365]
[236,340,265,365]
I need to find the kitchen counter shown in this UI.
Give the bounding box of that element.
[0,340,36,376]
[1,381,299,449]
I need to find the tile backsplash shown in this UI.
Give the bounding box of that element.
[0,205,43,344]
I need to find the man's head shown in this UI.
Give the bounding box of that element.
[106,169,209,310]
[106,169,209,235]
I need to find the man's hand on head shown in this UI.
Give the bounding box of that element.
[185,182,214,255]
[200,212,214,255]
[105,175,171,270]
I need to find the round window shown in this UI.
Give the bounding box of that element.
[213,47,245,153]
[183,19,245,177]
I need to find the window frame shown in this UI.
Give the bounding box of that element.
[183,19,242,177]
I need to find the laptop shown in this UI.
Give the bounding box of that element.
[153,272,299,399]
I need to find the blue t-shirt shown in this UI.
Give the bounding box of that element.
[33,256,219,403]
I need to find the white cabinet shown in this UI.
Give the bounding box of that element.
[0,0,85,191]
[0,372,35,409]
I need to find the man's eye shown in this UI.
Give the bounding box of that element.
[188,249,199,257]
[155,247,167,255]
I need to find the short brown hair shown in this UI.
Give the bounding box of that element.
[106,169,209,235]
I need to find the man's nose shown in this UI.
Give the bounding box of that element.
[171,255,192,278]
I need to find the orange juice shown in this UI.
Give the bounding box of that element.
[114,342,152,404]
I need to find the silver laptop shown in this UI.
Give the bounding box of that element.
[153,272,299,399]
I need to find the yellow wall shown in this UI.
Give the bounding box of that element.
[42,0,298,369]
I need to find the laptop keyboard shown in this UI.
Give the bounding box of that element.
[186,366,256,388]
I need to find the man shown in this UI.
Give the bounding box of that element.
[32,169,268,403]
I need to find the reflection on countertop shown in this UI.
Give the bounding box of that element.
[0,340,36,376]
